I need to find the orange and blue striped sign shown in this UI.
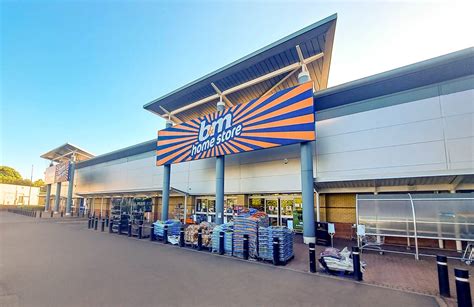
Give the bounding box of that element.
[156,82,315,166]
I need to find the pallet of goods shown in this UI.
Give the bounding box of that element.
[153,220,181,238]
[258,226,294,263]
[232,209,269,259]
[211,222,234,255]
[184,222,214,247]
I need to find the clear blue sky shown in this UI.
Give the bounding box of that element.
[1,0,473,180]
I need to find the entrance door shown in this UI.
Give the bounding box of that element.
[280,197,295,228]
[265,198,279,226]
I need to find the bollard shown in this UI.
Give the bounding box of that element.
[163,225,168,244]
[128,222,132,237]
[436,255,450,297]
[94,218,98,230]
[179,227,185,247]
[88,217,92,229]
[352,246,363,281]
[61,211,63,218]
[51,211,54,218]
[219,231,225,255]
[109,220,114,233]
[39,211,42,218]
[197,229,202,250]
[454,268,471,307]
[105,218,109,228]
[118,221,123,235]
[273,237,280,265]
[101,219,105,232]
[150,224,156,241]
[309,242,316,273]
[243,234,249,260]
[139,224,143,239]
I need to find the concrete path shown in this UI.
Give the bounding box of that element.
[0,212,439,307]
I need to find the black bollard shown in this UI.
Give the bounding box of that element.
[454,268,471,307]
[436,255,450,297]
[138,224,143,239]
[88,217,92,229]
[51,211,54,218]
[197,229,202,250]
[273,237,280,265]
[61,211,63,218]
[163,225,168,244]
[309,242,316,273]
[94,218,98,230]
[101,219,105,232]
[128,222,132,237]
[219,231,225,255]
[109,220,114,233]
[352,246,363,281]
[179,227,185,247]
[150,224,156,241]
[105,217,109,228]
[39,211,42,218]
[243,234,249,260]
[118,221,123,235]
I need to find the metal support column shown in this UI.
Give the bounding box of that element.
[45,184,52,211]
[298,68,315,244]
[215,98,225,225]
[161,120,173,221]
[54,182,61,213]
[66,159,75,216]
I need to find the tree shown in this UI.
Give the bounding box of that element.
[0,166,41,187]
[0,166,22,181]
[33,179,45,187]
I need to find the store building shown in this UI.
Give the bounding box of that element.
[41,14,474,244]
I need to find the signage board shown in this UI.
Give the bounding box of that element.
[156,82,315,166]
[44,165,56,184]
[54,162,70,182]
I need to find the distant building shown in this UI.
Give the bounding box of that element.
[0,183,41,206]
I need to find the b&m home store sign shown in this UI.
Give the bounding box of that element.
[156,82,315,166]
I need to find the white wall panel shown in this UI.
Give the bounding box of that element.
[440,89,474,117]
[316,118,444,155]
[316,96,441,138]
[315,87,473,182]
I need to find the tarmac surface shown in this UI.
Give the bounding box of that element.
[0,211,440,307]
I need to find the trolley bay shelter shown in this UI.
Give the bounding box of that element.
[40,14,474,252]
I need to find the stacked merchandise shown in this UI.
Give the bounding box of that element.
[201,222,214,248]
[211,222,234,255]
[110,198,129,233]
[258,226,294,263]
[184,222,214,247]
[153,220,181,239]
[184,224,200,244]
[233,210,269,258]
[319,247,366,275]
[224,231,233,255]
